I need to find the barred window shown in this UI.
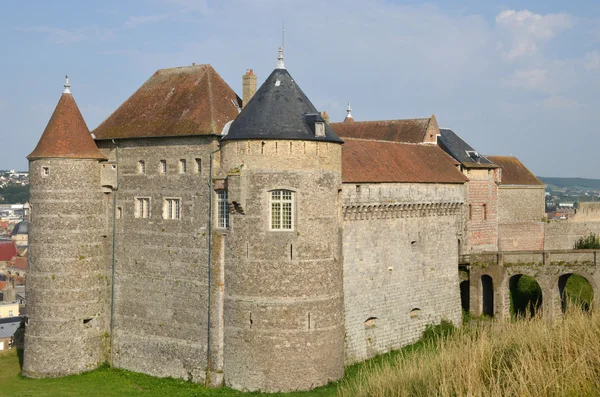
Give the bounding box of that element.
[179,159,187,174]
[217,190,229,229]
[135,197,150,218]
[270,190,294,230]
[164,198,181,220]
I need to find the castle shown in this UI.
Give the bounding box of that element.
[21,49,592,392]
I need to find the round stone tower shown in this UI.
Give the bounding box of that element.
[220,49,345,392]
[23,78,109,377]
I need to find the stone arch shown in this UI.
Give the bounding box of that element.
[509,274,543,317]
[481,275,494,317]
[558,273,594,312]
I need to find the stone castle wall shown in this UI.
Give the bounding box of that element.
[97,137,218,382]
[220,140,345,392]
[497,186,545,251]
[341,182,464,364]
[24,158,110,377]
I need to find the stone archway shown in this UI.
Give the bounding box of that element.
[558,273,594,312]
[481,275,494,317]
[509,274,543,317]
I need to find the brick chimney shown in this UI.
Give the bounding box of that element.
[322,111,330,124]
[242,69,257,108]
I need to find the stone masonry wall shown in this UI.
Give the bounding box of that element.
[24,158,110,377]
[497,186,545,251]
[545,203,600,250]
[463,168,498,254]
[342,182,464,364]
[220,140,345,392]
[98,136,217,383]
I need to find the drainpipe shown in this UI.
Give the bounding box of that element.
[206,147,220,387]
[110,140,119,367]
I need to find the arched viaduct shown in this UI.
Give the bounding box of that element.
[467,250,600,321]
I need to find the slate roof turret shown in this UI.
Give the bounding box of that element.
[223,67,343,143]
[28,77,106,160]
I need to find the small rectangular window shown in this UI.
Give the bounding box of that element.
[8,310,13,317]
[138,160,145,174]
[164,198,181,220]
[179,159,187,174]
[135,197,150,218]
[116,207,123,219]
[469,204,472,220]
[270,190,294,230]
[195,158,201,174]
[315,122,325,137]
[216,190,229,228]
[42,167,49,177]
[483,204,487,220]
[159,160,167,174]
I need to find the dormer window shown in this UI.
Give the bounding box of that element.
[315,122,325,137]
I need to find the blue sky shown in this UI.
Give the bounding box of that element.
[1,0,599,177]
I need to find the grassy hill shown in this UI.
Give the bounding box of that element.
[538,176,600,190]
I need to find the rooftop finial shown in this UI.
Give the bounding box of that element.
[63,75,71,94]
[277,23,285,69]
[344,102,354,123]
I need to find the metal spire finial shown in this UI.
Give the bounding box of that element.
[63,75,71,94]
[346,102,352,117]
[277,23,285,69]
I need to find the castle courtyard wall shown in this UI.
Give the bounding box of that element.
[545,203,600,250]
[497,186,545,251]
[97,136,218,382]
[341,182,464,364]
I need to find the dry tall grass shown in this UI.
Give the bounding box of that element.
[338,309,600,397]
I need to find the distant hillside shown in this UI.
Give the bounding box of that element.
[538,177,600,190]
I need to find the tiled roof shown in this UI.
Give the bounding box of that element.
[486,156,544,186]
[0,241,17,262]
[438,129,497,169]
[0,281,8,291]
[27,93,106,160]
[93,64,241,139]
[342,138,468,184]
[331,115,439,144]
[8,256,26,270]
[223,68,343,143]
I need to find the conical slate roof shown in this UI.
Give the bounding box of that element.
[28,92,105,160]
[223,68,343,143]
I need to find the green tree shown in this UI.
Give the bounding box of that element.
[0,184,29,204]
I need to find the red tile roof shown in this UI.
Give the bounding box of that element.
[332,115,439,144]
[0,241,17,262]
[0,222,7,229]
[93,64,241,139]
[27,93,106,160]
[8,256,26,270]
[0,281,8,291]
[486,156,544,186]
[342,138,468,184]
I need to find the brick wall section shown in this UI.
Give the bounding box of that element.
[497,186,545,251]
[463,168,498,254]
[98,137,217,383]
[342,182,464,364]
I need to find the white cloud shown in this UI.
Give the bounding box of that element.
[542,95,583,110]
[507,68,548,91]
[18,25,116,44]
[584,51,600,71]
[123,14,169,29]
[496,9,575,62]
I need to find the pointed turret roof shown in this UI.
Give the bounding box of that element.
[223,67,342,143]
[28,78,105,160]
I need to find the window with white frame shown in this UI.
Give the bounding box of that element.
[138,160,146,174]
[159,160,167,174]
[179,159,187,174]
[270,190,294,230]
[163,198,181,220]
[135,197,150,218]
[216,190,229,228]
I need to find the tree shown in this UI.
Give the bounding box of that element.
[574,233,600,249]
[0,184,29,204]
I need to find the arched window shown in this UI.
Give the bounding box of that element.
[270,190,294,230]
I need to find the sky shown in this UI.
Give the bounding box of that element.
[1,0,599,177]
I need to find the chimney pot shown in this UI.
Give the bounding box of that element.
[242,69,258,108]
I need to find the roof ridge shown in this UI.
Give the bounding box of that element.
[331,117,430,125]
[207,67,216,134]
[340,137,430,145]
